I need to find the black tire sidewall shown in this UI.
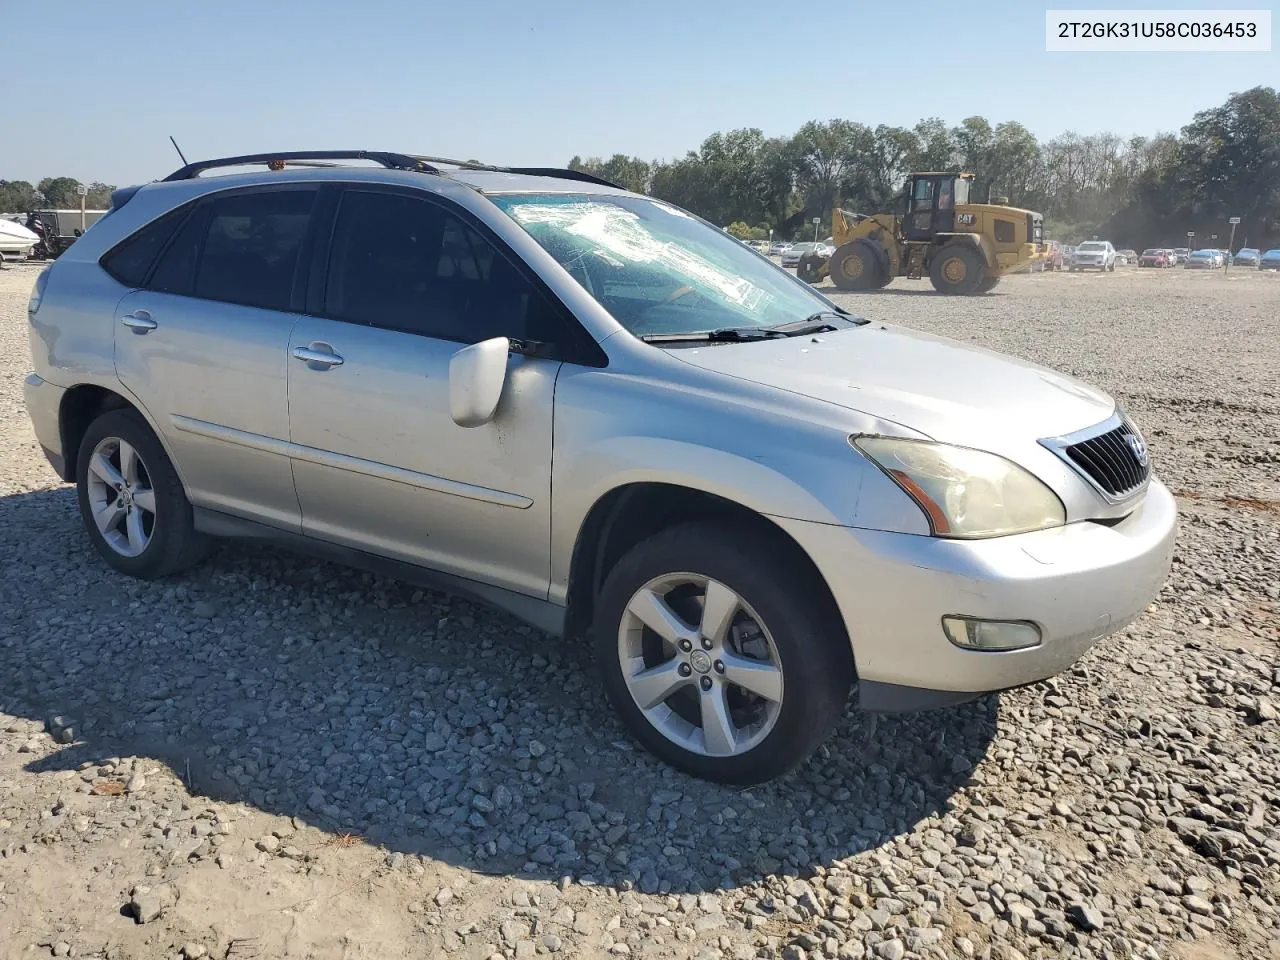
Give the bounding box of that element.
[929,243,985,295]
[75,409,199,579]
[592,523,853,784]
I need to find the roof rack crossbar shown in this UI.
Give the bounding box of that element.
[162,151,439,181]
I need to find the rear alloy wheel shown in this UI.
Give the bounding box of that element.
[76,409,207,579]
[929,243,986,295]
[828,239,884,290]
[594,523,852,784]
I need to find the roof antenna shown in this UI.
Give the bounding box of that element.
[169,136,189,166]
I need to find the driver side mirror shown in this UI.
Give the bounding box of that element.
[449,337,510,428]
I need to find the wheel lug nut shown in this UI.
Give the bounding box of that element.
[700,676,713,691]
[679,639,692,652]
[678,663,692,677]
[713,660,724,674]
[700,638,712,650]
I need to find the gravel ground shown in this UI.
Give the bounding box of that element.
[0,261,1277,960]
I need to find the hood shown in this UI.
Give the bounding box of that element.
[668,323,1115,452]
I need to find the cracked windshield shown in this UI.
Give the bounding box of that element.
[492,193,840,337]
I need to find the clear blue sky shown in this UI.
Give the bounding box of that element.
[3,0,1275,187]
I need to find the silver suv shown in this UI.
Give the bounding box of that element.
[24,151,1177,783]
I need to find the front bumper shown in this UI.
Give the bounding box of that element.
[23,372,69,479]
[773,480,1177,710]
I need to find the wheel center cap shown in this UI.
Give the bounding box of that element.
[689,650,712,674]
[120,487,133,507]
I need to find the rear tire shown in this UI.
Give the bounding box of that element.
[929,243,986,295]
[828,239,885,291]
[975,275,1001,294]
[593,522,853,784]
[76,409,208,580]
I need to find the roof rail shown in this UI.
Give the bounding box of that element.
[161,151,438,182]
[506,167,624,189]
[411,155,623,189]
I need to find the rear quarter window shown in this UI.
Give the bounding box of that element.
[99,206,192,287]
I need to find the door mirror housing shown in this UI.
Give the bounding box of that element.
[449,337,510,427]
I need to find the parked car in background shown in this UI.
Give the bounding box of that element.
[1138,249,1172,268]
[1184,249,1218,269]
[768,241,792,256]
[1171,248,1190,264]
[1113,250,1129,266]
[21,148,1178,783]
[781,242,819,268]
[1258,249,1280,270]
[1233,249,1260,267]
[1070,241,1116,272]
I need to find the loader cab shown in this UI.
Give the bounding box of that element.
[903,172,972,241]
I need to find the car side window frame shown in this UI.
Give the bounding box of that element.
[138,183,322,313]
[306,183,606,367]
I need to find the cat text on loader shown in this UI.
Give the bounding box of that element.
[797,172,1047,294]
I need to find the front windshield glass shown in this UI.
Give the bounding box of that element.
[1078,242,1106,251]
[490,193,842,337]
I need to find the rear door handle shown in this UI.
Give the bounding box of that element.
[121,311,157,333]
[292,344,344,368]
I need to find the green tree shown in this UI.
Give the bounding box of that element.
[37,177,83,208]
[0,180,39,213]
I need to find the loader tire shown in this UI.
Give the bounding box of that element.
[796,254,825,285]
[828,239,884,291]
[929,243,986,295]
[975,275,1001,294]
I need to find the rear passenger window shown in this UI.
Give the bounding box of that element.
[190,190,315,311]
[149,206,208,295]
[100,206,190,287]
[325,190,556,344]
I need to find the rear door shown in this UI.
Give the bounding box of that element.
[112,186,318,530]
[286,185,571,598]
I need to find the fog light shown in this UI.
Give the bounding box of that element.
[942,616,1042,651]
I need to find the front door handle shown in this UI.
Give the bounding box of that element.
[121,311,157,333]
[292,344,344,368]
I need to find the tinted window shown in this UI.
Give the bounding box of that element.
[148,205,208,295]
[100,206,190,287]
[192,190,315,311]
[325,190,555,343]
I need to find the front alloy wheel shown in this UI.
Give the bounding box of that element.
[618,573,784,758]
[594,523,853,783]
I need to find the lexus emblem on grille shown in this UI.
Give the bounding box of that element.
[1125,432,1149,467]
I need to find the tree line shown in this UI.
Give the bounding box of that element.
[0,177,116,215]
[569,86,1279,249]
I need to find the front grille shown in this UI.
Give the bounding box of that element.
[1062,420,1150,496]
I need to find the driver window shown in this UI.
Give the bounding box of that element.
[937,179,954,210]
[912,179,934,212]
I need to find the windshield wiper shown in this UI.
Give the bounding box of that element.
[639,327,786,344]
[763,310,867,337]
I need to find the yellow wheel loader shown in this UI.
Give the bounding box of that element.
[796,172,1047,295]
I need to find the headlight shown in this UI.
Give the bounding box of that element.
[853,436,1065,539]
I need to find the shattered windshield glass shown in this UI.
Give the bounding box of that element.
[489,193,840,338]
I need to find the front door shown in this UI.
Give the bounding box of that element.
[113,187,318,530]
[286,187,567,599]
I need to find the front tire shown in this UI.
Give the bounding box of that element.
[76,409,207,579]
[593,523,853,784]
[828,239,884,291]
